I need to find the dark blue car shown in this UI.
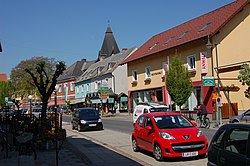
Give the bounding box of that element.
[71,108,103,131]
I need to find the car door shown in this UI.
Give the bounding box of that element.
[241,110,250,123]
[135,115,145,148]
[219,127,249,166]
[141,116,155,151]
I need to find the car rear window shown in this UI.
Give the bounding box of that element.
[154,115,193,129]
[79,109,98,118]
[150,107,168,112]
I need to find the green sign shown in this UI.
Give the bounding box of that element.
[108,98,114,103]
[120,97,128,102]
[202,76,215,86]
[6,102,14,106]
[99,87,109,98]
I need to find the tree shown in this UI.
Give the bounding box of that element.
[166,57,193,109]
[10,57,57,99]
[25,60,66,124]
[238,64,250,99]
[0,81,13,108]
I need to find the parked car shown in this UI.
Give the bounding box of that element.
[132,112,208,161]
[132,102,169,124]
[229,109,250,123]
[71,108,103,131]
[207,124,250,166]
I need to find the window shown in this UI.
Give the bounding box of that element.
[187,55,196,70]
[225,129,249,155]
[81,85,84,92]
[164,36,175,45]
[149,43,158,50]
[145,116,152,127]
[76,86,79,94]
[70,82,74,91]
[132,70,137,82]
[86,84,90,92]
[162,61,169,76]
[145,66,151,79]
[138,116,145,127]
[212,129,226,147]
[178,31,189,40]
[95,82,98,90]
[58,84,62,93]
[108,63,115,70]
[199,22,212,32]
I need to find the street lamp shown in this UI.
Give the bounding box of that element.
[28,95,33,113]
[206,34,222,126]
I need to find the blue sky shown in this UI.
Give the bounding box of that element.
[0,0,234,77]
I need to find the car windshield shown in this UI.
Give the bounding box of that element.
[79,109,98,118]
[150,107,168,112]
[154,115,193,129]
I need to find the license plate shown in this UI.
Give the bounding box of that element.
[89,124,97,127]
[182,151,198,157]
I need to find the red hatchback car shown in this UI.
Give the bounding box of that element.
[132,112,208,161]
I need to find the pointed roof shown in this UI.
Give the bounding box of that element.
[57,59,95,82]
[97,26,120,61]
[123,0,249,64]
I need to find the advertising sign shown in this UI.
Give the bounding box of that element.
[200,52,208,74]
[202,76,215,86]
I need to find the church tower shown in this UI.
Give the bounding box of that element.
[97,26,120,61]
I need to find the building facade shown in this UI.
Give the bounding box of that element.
[123,0,250,116]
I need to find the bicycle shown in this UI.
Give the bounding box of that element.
[0,128,37,160]
[196,116,210,129]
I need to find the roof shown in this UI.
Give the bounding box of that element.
[97,26,120,61]
[123,0,249,64]
[76,47,136,83]
[57,59,95,82]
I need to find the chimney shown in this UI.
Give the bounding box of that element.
[122,48,128,52]
[0,74,7,81]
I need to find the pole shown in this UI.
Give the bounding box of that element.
[215,36,222,125]
[54,90,58,166]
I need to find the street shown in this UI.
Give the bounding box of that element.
[62,114,217,165]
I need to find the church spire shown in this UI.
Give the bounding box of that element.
[97,23,120,61]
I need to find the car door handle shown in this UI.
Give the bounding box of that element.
[220,157,226,163]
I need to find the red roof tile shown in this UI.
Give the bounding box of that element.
[123,0,249,64]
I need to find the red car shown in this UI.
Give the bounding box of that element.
[132,112,208,161]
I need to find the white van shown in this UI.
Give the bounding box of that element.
[132,102,169,124]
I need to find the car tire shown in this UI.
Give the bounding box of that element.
[232,119,239,123]
[72,124,75,130]
[77,124,81,132]
[132,137,140,152]
[154,144,164,161]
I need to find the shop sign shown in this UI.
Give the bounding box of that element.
[202,76,215,86]
[200,52,208,74]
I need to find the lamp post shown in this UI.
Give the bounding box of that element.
[54,90,58,166]
[28,95,33,113]
[206,34,222,126]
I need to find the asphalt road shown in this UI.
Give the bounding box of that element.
[62,114,216,142]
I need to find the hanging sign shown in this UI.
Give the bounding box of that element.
[200,52,208,74]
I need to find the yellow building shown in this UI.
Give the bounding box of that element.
[123,0,250,116]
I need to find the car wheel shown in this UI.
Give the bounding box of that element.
[72,124,75,130]
[132,137,140,152]
[232,119,239,123]
[77,124,81,132]
[154,144,164,161]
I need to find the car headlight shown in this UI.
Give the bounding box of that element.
[159,132,175,140]
[98,119,102,122]
[197,129,203,137]
[80,120,87,124]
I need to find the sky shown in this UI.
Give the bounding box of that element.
[0,0,235,77]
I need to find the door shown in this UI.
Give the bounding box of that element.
[135,115,145,147]
[141,116,155,151]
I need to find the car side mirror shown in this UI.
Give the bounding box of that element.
[146,126,153,131]
[192,121,197,127]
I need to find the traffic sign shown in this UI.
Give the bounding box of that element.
[216,97,222,107]
[202,76,215,86]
